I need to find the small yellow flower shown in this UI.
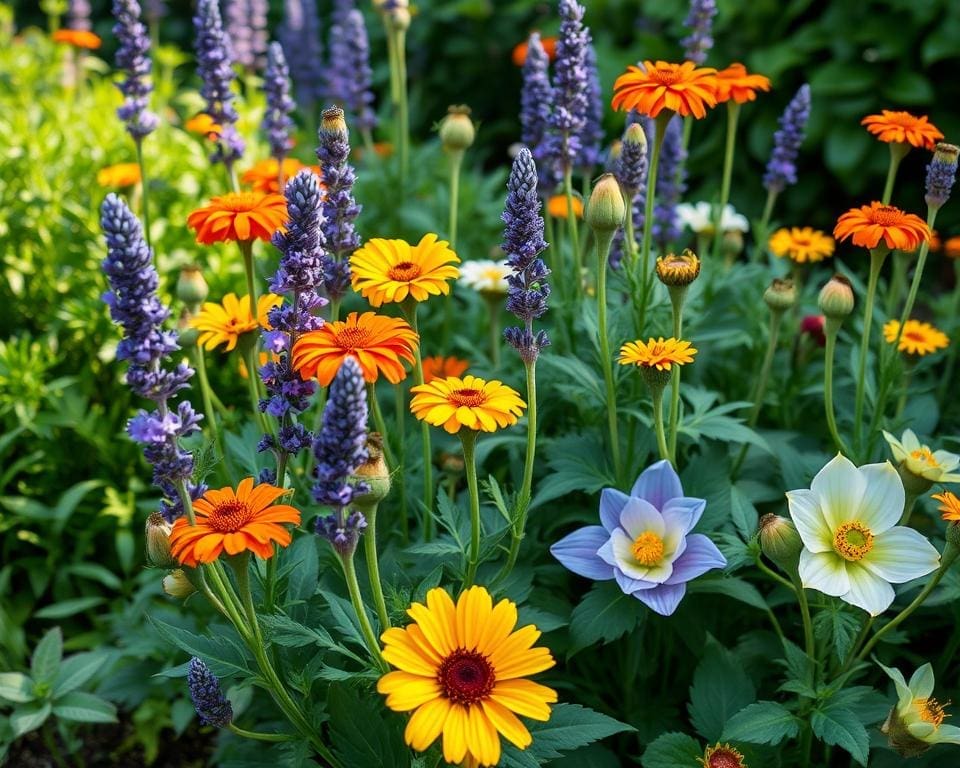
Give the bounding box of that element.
[410,375,525,434]
[883,429,960,484]
[618,337,697,372]
[190,293,282,352]
[184,113,222,139]
[97,163,142,188]
[932,491,960,521]
[768,227,835,264]
[350,233,460,307]
[883,319,949,356]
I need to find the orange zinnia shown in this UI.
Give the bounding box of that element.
[52,29,101,49]
[422,355,470,383]
[511,35,557,66]
[546,194,583,219]
[292,311,419,386]
[168,478,300,566]
[833,202,930,252]
[185,113,222,139]
[714,63,771,104]
[612,60,718,119]
[188,192,288,245]
[861,111,943,151]
[944,236,960,259]
[241,158,322,193]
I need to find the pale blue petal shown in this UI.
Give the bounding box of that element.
[633,583,686,616]
[614,567,656,594]
[599,488,630,532]
[661,496,706,535]
[550,526,614,581]
[630,460,683,510]
[665,534,726,585]
[619,497,665,539]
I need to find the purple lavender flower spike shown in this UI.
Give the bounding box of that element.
[194,0,245,169]
[262,42,296,162]
[520,33,556,193]
[317,107,362,302]
[545,0,590,178]
[925,143,958,210]
[551,460,726,617]
[313,356,370,553]
[100,195,204,522]
[610,120,648,269]
[144,0,167,23]
[652,115,686,249]
[680,0,717,65]
[326,9,378,133]
[69,0,92,31]
[224,0,253,70]
[577,44,604,171]
[279,0,326,111]
[112,0,159,141]
[502,147,551,364]
[187,658,233,728]
[249,0,268,70]
[763,84,811,195]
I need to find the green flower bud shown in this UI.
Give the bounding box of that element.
[162,569,197,600]
[585,173,626,234]
[722,229,744,260]
[350,433,391,511]
[759,514,802,576]
[763,278,796,312]
[818,275,855,320]
[177,265,208,310]
[438,106,476,153]
[145,512,176,568]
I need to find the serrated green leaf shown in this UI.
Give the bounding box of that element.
[811,704,869,766]
[813,602,861,664]
[568,581,643,655]
[722,701,800,745]
[11,702,52,737]
[283,535,320,602]
[641,732,703,768]
[523,703,634,761]
[53,652,107,697]
[688,577,768,611]
[327,683,407,768]
[0,672,35,704]
[147,617,251,677]
[688,640,756,742]
[52,691,118,724]
[30,627,62,685]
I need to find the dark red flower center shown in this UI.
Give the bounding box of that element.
[208,500,253,532]
[437,649,495,705]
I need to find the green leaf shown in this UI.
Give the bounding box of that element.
[283,535,319,602]
[33,596,106,619]
[568,581,643,655]
[641,732,703,768]
[30,627,62,685]
[688,639,757,742]
[530,433,613,510]
[52,691,118,724]
[729,486,759,541]
[53,652,107,697]
[11,702,52,737]
[64,563,123,591]
[521,703,634,761]
[688,577,768,612]
[813,602,861,664]
[327,683,407,768]
[811,703,869,766]
[258,613,339,650]
[147,617,251,677]
[722,701,800,745]
[0,672,35,704]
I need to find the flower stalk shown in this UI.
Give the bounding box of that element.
[854,247,889,453]
[460,429,482,588]
[637,112,670,333]
[711,102,740,261]
[595,228,622,482]
[400,301,434,534]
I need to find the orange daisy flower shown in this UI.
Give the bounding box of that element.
[292,311,419,385]
[168,478,300,566]
[184,113,222,139]
[187,192,288,245]
[944,236,960,259]
[618,337,697,372]
[883,319,949,356]
[52,29,101,49]
[612,60,718,119]
[861,111,943,151]
[833,202,930,252]
[351,234,460,308]
[511,35,557,67]
[191,293,282,352]
[97,163,142,188]
[933,491,960,522]
[546,194,584,219]
[422,355,470,383]
[241,158,322,193]
[714,63,771,104]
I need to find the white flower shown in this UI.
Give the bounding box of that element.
[676,202,749,235]
[457,259,511,294]
[879,662,960,751]
[883,428,960,484]
[786,454,940,616]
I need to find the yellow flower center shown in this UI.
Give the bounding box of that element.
[872,206,901,226]
[915,697,948,727]
[334,326,372,350]
[833,521,874,562]
[910,447,940,467]
[632,531,665,566]
[450,388,486,408]
[208,500,253,533]
[481,268,505,283]
[388,261,422,282]
[437,649,495,705]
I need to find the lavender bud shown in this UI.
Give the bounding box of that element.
[187,658,233,727]
[925,142,958,210]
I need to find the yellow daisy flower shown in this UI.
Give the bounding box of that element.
[190,292,282,352]
[350,233,460,307]
[768,227,835,264]
[618,337,697,372]
[377,586,557,767]
[410,375,525,434]
[883,319,949,356]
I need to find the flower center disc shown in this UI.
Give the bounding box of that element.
[388,261,422,282]
[450,388,486,407]
[704,745,746,768]
[225,194,259,212]
[632,531,665,566]
[872,206,900,226]
[833,521,874,561]
[652,68,681,86]
[437,649,495,705]
[910,447,939,467]
[915,697,948,727]
[334,327,372,350]
[208,500,254,533]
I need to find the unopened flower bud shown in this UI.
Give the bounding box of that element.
[656,249,701,287]
[759,514,802,575]
[605,140,623,172]
[350,433,391,509]
[388,7,411,30]
[145,512,176,567]
[881,707,931,758]
[177,265,208,310]
[438,106,476,153]
[818,275,855,320]
[177,308,200,347]
[722,229,744,260]
[763,278,796,312]
[585,173,626,234]
[162,569,197,599]
[945,523,960,561]
[319,106,348,144]
[623,122,647,155]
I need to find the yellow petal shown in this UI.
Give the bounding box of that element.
[467,704,502,767]
[404,698,450,752]
[480,698,532,749]
[490,679,558,720]
[376,671,441,711]
[442,704,469,765]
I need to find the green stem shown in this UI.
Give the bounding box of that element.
[756,556,798,595]
[448,151,463,251]
[394,28,409,188]
[937,260,960,407]
[711,102,739,261]
[563,160,581,299]
[882,143,910,205]
[885,251,909,317]
[367,383,397,470]
[244,345,269,436]
[362,502,391,631]
[595,229,622,483]
[752,189,778,263]
[402,302,434,534]
[484,294,501,369]
[228,724,297,742]
[853,248,888,454]
[666,287,687,462]
[796,583,815,662]
[361,127,376,157]
[393,382,409,543]
[135,138,152,251]
[238,239,258,305]
[898,490,918,527]
[651,387,670,463]
[340,550,388,671]
[192,345,225,471]
[748,310,783,427]
[892,208,938,353]
[637,113,669,335]
[460,430,482,588]
[823,324,852,456]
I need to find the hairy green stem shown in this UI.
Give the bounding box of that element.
[823,324,852,456]
[711,103,740,261]
[650,387,670,463]
[882,143,910,205]
[448,151,463,251]
[753,189,778,263]
[238,239,258,305]
[402,302,434,535]
[228,723,297,742]
[135,138,152,251]
[339,550,388,672]
[563,156,581,296]
[393,382,409,542]
[362,502,391,632]
[666,287,687,462]
[460,430,482,588]
[937,261,960,407]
